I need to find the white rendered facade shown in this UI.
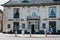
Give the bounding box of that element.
[2,0,60,34]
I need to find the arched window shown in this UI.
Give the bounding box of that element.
[32,11,37,16]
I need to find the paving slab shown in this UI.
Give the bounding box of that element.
[0,33,60,40]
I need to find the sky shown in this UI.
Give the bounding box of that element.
[0,0,9,11]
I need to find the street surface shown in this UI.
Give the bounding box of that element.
[0,33,60,40]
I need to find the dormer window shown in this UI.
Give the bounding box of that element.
[53,0,60,2]
[22,0,29,3]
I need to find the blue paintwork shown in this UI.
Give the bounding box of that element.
[32,11,37,16]
[49,7,56,18]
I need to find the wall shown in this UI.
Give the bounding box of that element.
[3,5,60,32]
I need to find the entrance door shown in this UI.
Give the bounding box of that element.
[31,24,35,34]
[49,21,56,34]
[13,22,19,33]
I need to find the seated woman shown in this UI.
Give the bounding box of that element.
[49,27,53,35]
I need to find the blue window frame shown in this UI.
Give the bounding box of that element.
[49,6,56,18]
[32,11,37,16]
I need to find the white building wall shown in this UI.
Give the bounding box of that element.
[3,5,60,32]
[56,5,60,31]
[20,7,28,29]
[3,7,8,32]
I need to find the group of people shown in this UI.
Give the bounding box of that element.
[44,26,55,35]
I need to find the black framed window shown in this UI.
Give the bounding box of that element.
[13,8,19,18]
[22,0,29,3]
[22,23,25,28]
[8,24,11,28]
[42,23,46,28]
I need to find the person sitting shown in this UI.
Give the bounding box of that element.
[50,27,53,35]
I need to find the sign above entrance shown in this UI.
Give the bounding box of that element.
[8,19,20,22]
[27,16,40,20]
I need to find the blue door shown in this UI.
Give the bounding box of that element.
[49,21,56,34]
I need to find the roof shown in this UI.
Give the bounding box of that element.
[0,9,3,13]
[2,0,60,7]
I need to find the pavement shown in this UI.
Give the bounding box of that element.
[0,33,60,40]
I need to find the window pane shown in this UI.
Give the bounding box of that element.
[42,23,46,28]
[49,6,56,18]
[13,8,19,18]
[22,0,29,3]
[32,11,37,16]
[22,23,25,28]
[8,24,11,28]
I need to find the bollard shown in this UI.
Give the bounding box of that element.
[29,24,31,38]
[44,29,47,37]
[15,30,17,37]
[50,32,51,35]
[45,31,47,37]
[30,30,31,38]
[22,30,24,35]
[15,25,17,37]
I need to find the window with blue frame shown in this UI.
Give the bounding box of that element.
[49,6,56,18]
[32,11,37,16]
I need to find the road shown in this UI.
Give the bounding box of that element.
[0,33,60,40]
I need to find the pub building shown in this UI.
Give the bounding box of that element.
[2,0,60,34]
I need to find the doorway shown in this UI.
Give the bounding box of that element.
[49,21,56,34]
[31,24,35,34]
[13,22,19,33]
